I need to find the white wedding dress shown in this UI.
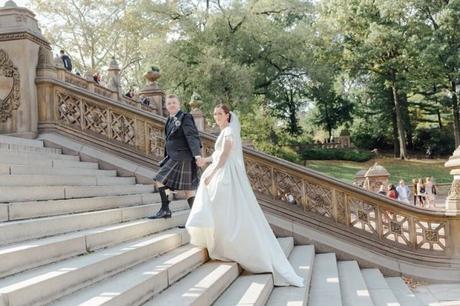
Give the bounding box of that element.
[186,112,304,287]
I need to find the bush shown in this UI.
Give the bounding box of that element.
[256,144,302,164]
[413,127,455,156]
[300,148,375,162]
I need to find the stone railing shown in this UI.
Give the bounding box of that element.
[35,67,460,267]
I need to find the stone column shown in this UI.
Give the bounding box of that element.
[445,147,460,210]
[0,1,51,138]
[138,66,164,115]
[189,92,205,131]
[363,163,390,192]
[107,56,120,98]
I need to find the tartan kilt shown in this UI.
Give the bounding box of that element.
[154,158,200,190]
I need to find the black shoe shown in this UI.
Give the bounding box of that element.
[148,208,172,219]
[187,196,195,209]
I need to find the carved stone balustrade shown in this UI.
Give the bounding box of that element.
[34,67,460,267]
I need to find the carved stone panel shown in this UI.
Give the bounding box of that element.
[415,220,447,251]
[110,112,135,145]
[349,197,378,235]
[304,182,333,218]
[147,124,165,160]
[274,171,303,205]
[57,91,81,126]
[245,159,273,197]
[381,209,411,247]
[0,49,20,122]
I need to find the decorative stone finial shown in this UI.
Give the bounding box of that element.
[189,92,203,111]
[143,65,161,88]
[3,0,18,8]
[108,56,120,71]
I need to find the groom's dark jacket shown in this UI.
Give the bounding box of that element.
[164,110,202,161]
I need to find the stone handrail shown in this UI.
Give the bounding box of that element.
[35,67,460,267]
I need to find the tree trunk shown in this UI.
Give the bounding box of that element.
[391,108,399,157]
[437,109,443,129]
[390,71,407,159]
[451,81,460,148]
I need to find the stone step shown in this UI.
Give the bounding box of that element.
[385,277,423,306]
[308,253,342,306]
[0,164,116,177]
[338,261,374,306]
[0,135,44,148]
[0,151,78,161]
[0,200,186,245]
[0,143,61,154]
[361,269,399,306]
[0,228,188,306]
[0,207,189,279]
[0,175,135,187]
[0,184,153,203]
[144,261,240,306]
[0,159,98,169]
[5,193,160,221]
[278,236,294,257]
[214,273,273,306]
[50,244,208,306]
[413,290,439,305]
[266,245,316,306]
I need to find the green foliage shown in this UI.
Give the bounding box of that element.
[301,148,375,162]
[32,0,460,161]
[413,127,455,156]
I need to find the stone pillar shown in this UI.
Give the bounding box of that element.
[107,56,120,97]
[138,66,164,115]
[53,54,66,81]
[363,163,390,192]
[0,1,51,138]
[445,147,460,210]
[189,92,205,131]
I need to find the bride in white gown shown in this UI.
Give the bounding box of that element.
[186,104,304,287]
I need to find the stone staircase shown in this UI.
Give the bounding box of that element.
[0,135,437,305]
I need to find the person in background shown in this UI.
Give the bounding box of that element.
[125,88,135,99]
[60,50,72,72]
[93,72,101,84]
[387,184,398,200]
[416,178,426,207]
[424,176,435,208]
[412,178,418,206]
[396,179,410,204]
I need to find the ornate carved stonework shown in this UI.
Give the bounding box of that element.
[447,179,460,200]
[0,49,20,122]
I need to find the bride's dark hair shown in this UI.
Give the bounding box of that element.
[215,104,232,123]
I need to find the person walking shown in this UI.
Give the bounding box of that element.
[149,94,202,219]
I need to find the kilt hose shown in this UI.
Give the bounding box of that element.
[154,158,200,191]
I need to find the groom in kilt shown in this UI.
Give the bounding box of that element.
[149,94,202,219]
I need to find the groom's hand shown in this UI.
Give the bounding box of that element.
[196,158,205,167]
[204,175,212,186]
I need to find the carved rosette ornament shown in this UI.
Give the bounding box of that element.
[0,49,20,122]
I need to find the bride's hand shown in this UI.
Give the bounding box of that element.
[196,158,206,167]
